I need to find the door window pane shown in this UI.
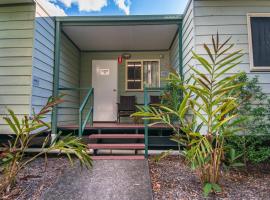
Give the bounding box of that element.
[143,61,160,88]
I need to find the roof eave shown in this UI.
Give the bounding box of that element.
[56,14,183,26]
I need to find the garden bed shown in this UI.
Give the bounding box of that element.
[149,155,270,200]
[0,156,69,200]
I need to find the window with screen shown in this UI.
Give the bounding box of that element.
[126,60,160,91]
[248,14,270,71]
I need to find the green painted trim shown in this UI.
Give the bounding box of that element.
[79,88,94,137]
[0,2,34,6]
[178,23,183,78]
[82,49,169,53]
[59,87,91,91]
[52,21,61,135]
[144,85,149,158]
[56,15,183,23]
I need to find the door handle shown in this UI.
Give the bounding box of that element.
[113,89,117,92]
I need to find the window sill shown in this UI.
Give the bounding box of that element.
[250,67,270,72]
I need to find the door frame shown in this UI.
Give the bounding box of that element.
[92,59,118,122]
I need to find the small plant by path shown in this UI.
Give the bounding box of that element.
[0,96,92,197]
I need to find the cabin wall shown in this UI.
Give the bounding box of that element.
[58,33,81,126]
[182,0,195,79]
[31,1,55,123]
[193,0,270,95]
[0,3,35,134]
[169,34,179,72]
[80,51,170,105]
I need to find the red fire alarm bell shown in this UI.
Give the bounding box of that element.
[118,56,123,64]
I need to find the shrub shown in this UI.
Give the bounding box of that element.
[132,34,244,196]
[226,73,270,165]
[0,97,92,195]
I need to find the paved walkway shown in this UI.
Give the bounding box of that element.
[41,160,153,200]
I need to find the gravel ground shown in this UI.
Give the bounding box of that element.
[0,156,69,200]
[149,155,270,200]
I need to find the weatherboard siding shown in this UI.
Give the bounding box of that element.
[31,2,55,124]
[182,0,195,80]
[58,33,80,126]
[170,34,179,72]
[0,3,35,134]
[193,0,270,95]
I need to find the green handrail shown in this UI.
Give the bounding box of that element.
[79,88,94,137]
[143,86,164,158]
[58,87,94,137]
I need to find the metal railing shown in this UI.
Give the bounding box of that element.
[79,88,94,137]
[58,87,94,137]
[143,86,164,158]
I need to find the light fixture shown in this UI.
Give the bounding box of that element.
[122,53,131,59]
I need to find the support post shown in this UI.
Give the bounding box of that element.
[144,85,149,158]
[51,20,61,138]
[178,22,183,79]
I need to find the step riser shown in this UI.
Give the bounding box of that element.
[88,144,145,150]
[89,134,144,139]
[92,156,145,160]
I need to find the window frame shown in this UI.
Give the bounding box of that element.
[247,13,270,71]
[125,59,160,91]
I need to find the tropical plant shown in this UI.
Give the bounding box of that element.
[132,34,244,196]
[0,97,92,195]
[226,73,270,165]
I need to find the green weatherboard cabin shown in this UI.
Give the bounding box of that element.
[0,0,270,159]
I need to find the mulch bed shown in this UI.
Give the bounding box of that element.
[149,155,270,200]
[0,156,69,200]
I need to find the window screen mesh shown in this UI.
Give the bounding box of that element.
[251,17,270,67]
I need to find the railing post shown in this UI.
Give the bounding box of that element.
[52,20,61,141]
[79,109,82,137]
[144,85,149,158]
[91,89,94,126]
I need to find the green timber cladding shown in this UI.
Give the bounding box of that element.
[184,0,270,96]
[31,1,55,123]
[58,33,80,126]
[32,2,81,126]
[2,0,269,134]
[0,3,35,133]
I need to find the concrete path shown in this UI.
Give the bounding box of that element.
[41,160,153,200]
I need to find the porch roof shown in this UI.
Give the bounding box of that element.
[57,15,182,51]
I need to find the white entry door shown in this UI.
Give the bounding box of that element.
[92,60,118,121]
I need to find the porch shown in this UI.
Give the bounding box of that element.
[52,15,183,158]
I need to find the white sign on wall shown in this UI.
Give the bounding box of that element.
[100,69,110,76]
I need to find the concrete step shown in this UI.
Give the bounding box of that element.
[92,155,145,160]
[89,134,144,139]
[88,143,145,150]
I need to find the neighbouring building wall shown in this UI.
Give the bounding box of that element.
[182,0,195,79]
[80,51,170,105]
[31,1,55,122]
[0,3,35,134]
[193,0,270,95]
[57,33,80,126]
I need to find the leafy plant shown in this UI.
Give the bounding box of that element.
[161,71,183,113]
[226,73,270,165]
[223,148,244,171]
[151,150,173,163]
[0,97,92,195]
[132,34,244,196]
